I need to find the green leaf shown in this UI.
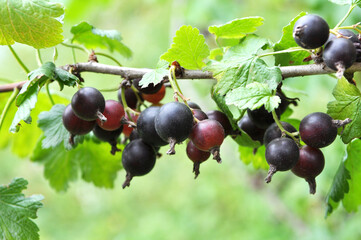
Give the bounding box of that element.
[37,104,70,149]
[9,85,39,133]
[31,137,123,192]
[208,17,264,39]
[71,22,132,58]
[139,60,169,88]
[53,68,78,90]
[211,87,241,132]
[273,12,310,66]
[31,139,78,192]
[208,35,277,96]
[327,78,361,143]
[326,160,350,216]
[326,139,361,215]
[226,82,281,112]
[0,93,68,157]
[238,145,268,170]
[0,0,64,48]
[233,133,262,148]
[0,178,43,240]
[160,25,210,69]
[342,140,361,212]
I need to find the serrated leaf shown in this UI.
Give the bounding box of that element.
[37,104,69,149]
[31,138,78,192]
[273,12,310,66]
[326,139,361,216]
[31,137,122,192]
[139,59,168,88]
[0,178,43,240]
[238,145,268,169]
[326,160,350,216]
[9,85,39,133]
[226,82,281,112]
[342,140,361,212]
[53,68,78,90]
[208,16,264,39]
[71,22,132,58]
[0,0,64,48]
[0,93,67,157]
[161,25,210,69]
[327,78,361,143]
[208,35,278,96]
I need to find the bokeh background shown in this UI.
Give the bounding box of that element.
[1,0,361,239]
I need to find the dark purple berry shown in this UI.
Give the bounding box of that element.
[155,102,194,154]
[265,138,300,183]
[299,112,337,148]
[293,14,329,49]
[292,145,325,194]
[137,106,168,147]
[118,87,143,109]
[122,139,156,188]
[71,87,106,121]
[323,38,356,72]
[93,125,122,155]
[238,115,265,143]
[62,104,95,144]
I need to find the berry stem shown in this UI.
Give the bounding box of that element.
[120,87,135,122]
[0,87,19,131]
[272,110,300,143]
[36,49,43,66]
[168,66,191,107]
[334,4,357,29]
[8,45,30,74]
[46,82,55,106]
[257,47,308,59]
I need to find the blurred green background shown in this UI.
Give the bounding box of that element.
[1,0,361,239]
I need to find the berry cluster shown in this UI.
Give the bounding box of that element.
[238,104,348,194]
[293,14,361,77]
[62,80,233,188]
